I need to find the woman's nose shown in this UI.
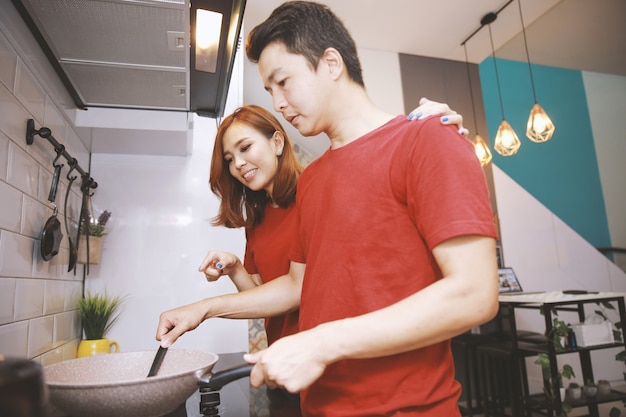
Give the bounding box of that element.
[234,155,246,168]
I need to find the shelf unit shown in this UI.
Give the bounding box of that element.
[498,294,626,417]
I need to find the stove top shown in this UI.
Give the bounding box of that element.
[178,353,301,417]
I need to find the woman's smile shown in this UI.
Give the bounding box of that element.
[242,168,258,181]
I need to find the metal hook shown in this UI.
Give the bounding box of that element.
[80,174,98,197]
[53,144,65,168]
[66,158,78,181]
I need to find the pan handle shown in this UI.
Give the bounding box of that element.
[197,364,253,391]
[48,164,62,203]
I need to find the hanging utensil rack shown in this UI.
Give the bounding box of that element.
[25,119,98,191]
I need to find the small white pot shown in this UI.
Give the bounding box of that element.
[597,380,611,395]
[566,386,582,400]
[583,385,597,397]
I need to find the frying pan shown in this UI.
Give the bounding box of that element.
[40,162,63,261]
[43,350,253,417]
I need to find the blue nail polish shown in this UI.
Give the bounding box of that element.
[442,116,449,123]
[415,112,423,119]
[216,263,223,269]
[407,114,414,121]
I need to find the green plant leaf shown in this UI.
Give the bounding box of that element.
[594,309,608,321]
[562,364,575,380]
[78,291,125,340]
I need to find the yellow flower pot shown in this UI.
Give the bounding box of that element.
[77,338,119,357]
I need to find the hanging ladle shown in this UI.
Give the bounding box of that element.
[64,158,78,272]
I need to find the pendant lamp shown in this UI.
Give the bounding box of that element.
[517,0,555,143]
[463,43,492,166]
[485,15,521,156]
[473,134,493,166]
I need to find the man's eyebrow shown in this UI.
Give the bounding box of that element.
[263,68,281,93]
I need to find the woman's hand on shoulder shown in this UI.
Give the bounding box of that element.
[407,97,468,136]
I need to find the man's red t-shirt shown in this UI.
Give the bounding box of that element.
[291,116,498,416]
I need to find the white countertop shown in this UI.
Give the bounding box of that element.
[498,291,625,304]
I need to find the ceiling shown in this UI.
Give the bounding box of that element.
[7,0,626,155]
[246,0,626,158]
[245,0,626,77]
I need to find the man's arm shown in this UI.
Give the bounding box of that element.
[245,235,499,392]
[157,261,305,347]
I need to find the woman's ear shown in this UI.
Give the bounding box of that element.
[272,131,285,156]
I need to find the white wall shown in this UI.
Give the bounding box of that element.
[86,117,249,354]
[584,71,626,271]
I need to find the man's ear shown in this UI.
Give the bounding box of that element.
[322,47,343,80]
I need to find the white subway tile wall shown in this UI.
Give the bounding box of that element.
[0,278,16,324]
[0,31,17,90]
[0,29,86,365]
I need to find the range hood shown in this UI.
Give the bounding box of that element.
[12,0,246,118]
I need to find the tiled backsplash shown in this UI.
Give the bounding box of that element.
[0,29,86,365]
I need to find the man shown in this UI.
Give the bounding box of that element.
[158,2,498,415]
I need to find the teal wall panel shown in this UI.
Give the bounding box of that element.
[479,57,611,248]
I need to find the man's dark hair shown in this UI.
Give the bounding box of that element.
[246,1,364,87]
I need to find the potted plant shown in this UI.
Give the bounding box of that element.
[566,382,581,400]
[545,315,571,351]
[76,291,124,357]
[78,210,111,264]
[532,308,577,416]
[534,352,574,416]
[597,379,611,396]
[583,379,597,397]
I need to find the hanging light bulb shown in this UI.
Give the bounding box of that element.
[462,42,492,166]
[526,103,555,142]
[473,134,493,166]
[494,120,521,156]
[485,16,521,157]
[518,0,555,143]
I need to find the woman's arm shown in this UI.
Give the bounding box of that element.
[157,261,305,347]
